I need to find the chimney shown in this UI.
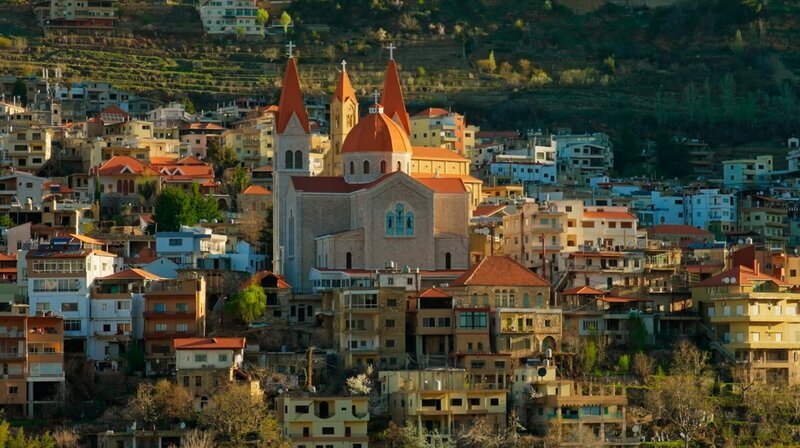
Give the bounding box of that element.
[754,260,760,275]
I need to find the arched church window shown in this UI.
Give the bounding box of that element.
[294,151,303,170]
[363,160,370,174]
[385,212,394,235]
[536,292,544,308]
[445,252,451,270]
[405,212,414,236]
[116,180,122,194]
[381,161,386,174]
[349,161,355,175]
[346,252,352,269]
[523,293,531,308]
[394,204,405,234]
[397,161,402,172]
[285,150,294,169]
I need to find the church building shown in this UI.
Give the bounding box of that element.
[273,48,478,292]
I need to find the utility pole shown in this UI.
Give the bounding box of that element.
[307,346,314,392]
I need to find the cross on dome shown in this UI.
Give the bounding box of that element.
[369,90,384,114]
[286,41,295,58]
[386,43,396,60]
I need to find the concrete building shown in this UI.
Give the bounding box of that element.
[277,396,370,448]
[686,189,737,238]
[0,314,65,416]
[723,155,773,190]
[143,276,206,375]
[409,108,478,157]
[197,0,261,36]
[174,337,251,410]
[6,126,53,172]
[43,0,117,28]
[155,225,227,269]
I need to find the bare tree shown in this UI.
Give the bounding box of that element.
[562,425,603,448]
[200,384,287,448]
[52,427,80,448]
[127,380,194,430]
[632,352,655,384]
[730,363,757,401]
[647,374,715,448]
[670,339,709,378]
[182,429,214,448]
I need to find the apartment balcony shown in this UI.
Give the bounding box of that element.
[144,331,193,339]
[0,330,25,339]
[0,352,25,360]
[548,411,625,422]
[93,331,132,340]
[143,311,196,319]
[91,291,134,300]
[710,314,800,324]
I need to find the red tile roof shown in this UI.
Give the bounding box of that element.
[646,224,712,237]
[412,146,469,162]
[0,253,16,262]
[561,285,605,295]
[694,265,789,287]
[100,268,163,281]
[333,68,357,104]
[451,256,549,287]
[174,337,246,350]
[418,287,451,299]
[277,58,310,134]
[583,211,637,220]
[414,177,467,194]
[96,155,155,177]
[473,205,506,218]
[380,59,410,134]
[241,185,271,195]
[183,122,223,130]
[413,107,451,118]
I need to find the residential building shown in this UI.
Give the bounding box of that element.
[197,0,261,36]
[723,155,773,190]
[331,286,407,370]
[0,314,65,416]
[277,396,370,448]
[564,250,646,291]
[739,195,788,247]
[633,191,686,227]
[89,268,159,368]
[409,108,478,157]
[535,132,613,186]
[379,369,507,444]
[645,224,713,246]
[488,161,557,187]
[155,225,227,269]
[6,126,53,172]
[174,337,252,409]
[150,156,215,192]
[26,234,116,355]
[0,172,48,213]
[237,185,271,214]
[686,189,737,238]
[43,0,117,28]
[143,276,207,375]
[180,123,224,159]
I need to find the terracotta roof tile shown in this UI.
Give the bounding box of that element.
[418,287,451,298]
[583,211,637,220]
[380,59,410,134]
[97,155,156,177]
[473,205,505,217]
[277,58,310,134]
[241,185,272,195]
[174,337,246,350]
[413,107,451,118]
[414,177,467,194]
[694,265,790,287]
[242,271,291,289]
[561,285,605,295]
[100,268,163,281]
[451,256,550,287]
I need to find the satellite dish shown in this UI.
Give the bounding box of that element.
[738,239,744,245]
[537,367,547,377]
[632,425,640,434]
[730,278,736,284]
[722,278,730,284]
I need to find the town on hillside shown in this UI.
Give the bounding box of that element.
[1,0,800,447]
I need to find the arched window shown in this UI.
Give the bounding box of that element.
[471,293,478,306]
[445,252,451,270]
[380,160,386,174]
[284,150,294,169]
[346,252,352,269]
[349,161,355,175]
[294,150,303,170]
[394,204,405,234]
[363,160,370,174]
[405,212,414,236]
[397,161,402,172]
[482,294,489,306]
[536,292,544,308]
[494,289,502,307]
[128,180,134,194]
[523,293,531,308]
[509,290,516,307]
[385,212,394,235]
[116,180,123,194]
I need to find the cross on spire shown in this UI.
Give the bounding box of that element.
[341,59,347,72]
[386,43,396,60]
[286,41,295,58]
[373,90,380,105]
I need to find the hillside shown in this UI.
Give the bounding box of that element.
[0,0,799,147]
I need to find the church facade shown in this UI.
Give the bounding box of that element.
[272,53,476,292]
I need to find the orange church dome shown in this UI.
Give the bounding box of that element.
[342,104,412,154]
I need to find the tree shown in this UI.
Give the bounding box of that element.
[627,314,649,352]
[234,284,267,323]
[256,8,269,26]
[345,366,374,396]
[487,50,497,73]
[632,352,655,384]
[280,11,292,34]
[153,187,193,232]
[225,167,250,211]
[137,176,158,210]
[189,183,223,224]
[207,141,239,178]
[51,428,80,448]
[647,374,715,448]
[458,411,523,448]
[259,207,274,264]
[732,29,745,53]
[562,425,603,448]
[0,214,13,228]
[182,429,214,448]
[654,132,690,179]
[128,380,194,430]
[179,97,196,114]
[12,78,26,105]
[670,339,710,378]
[612,127,641,176]
[0,420,9,448]
[200,384,288,448]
